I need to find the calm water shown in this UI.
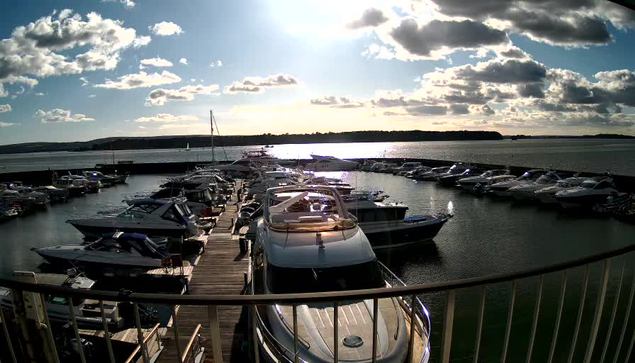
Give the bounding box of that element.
[1,138,635,176]
[1,171,634,362]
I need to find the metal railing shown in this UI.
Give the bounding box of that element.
[2,243,635,362]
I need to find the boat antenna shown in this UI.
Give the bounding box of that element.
[210,110,215,165]
[213,114,229,161]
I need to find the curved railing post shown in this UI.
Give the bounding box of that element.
[547,270,568,363]
[0,306,18,363]
[600,261,625,363]
[613,272,635,363]
[441,290,456,363]
[473,286,486,363]
[526,275,544,363]
[501,280,517,363]
[568,264,590,363]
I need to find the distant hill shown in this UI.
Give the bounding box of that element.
[0,130,504,154]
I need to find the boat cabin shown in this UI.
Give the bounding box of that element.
[265,186,356,232]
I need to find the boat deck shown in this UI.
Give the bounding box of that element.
[157,186,249,363]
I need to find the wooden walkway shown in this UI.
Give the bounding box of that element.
[157,187,249,363]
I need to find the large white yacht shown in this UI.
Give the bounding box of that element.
[304,155,359,171]
[508,171,563,201]
[251,185,430,363]
[534,176,588,204]
[555,177,621,209]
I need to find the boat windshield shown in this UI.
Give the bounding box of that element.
[119,202,161,218]
[266,260,385,294]
[581,180,598,189]
[267,189,355,232]
[535,174,556,184]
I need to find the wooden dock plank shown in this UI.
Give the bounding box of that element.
[157,184,248,363]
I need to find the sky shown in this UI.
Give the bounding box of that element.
[1,0,635,144]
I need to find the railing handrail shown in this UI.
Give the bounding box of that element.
[2,242,635,305]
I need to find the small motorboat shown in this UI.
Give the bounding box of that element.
[14,185,51,208]
[392,162,423,175]
[413,166,451,181]
[0,189,36,215]
[68,198,200,238]
[437,167,480,187]
[489,169,548,197]
[405,166,432,178]
[555,177,622,209]
[0,205,19,220]
[345,199,409,222]
[360,215,449,249]
[34,185,70,203]
[52,174,88,196]
[33,232,169,275]
[457,169,513,190]
[309,176,355,195]
[534,176,588,204]
[83,171,116,188]
[0,272,158,330]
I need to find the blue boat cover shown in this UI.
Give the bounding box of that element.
[404,215,428,223]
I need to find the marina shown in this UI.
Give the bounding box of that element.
[1,146,635,362]
[3,0,635,361]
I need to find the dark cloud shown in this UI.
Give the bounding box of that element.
[481,104,495,115]
[389,19,508,57]
[498,47,528,59]
[450,104,470,115]
[429,0,614,46]
[504,10,610,45]
[348,8,389,29]
[406,105,448,115]
[443,91,492,105]
[517,83,545,98]
[455,59,547,84]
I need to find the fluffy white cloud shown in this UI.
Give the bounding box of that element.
[209,60,223,68]
[149,22,183,36]
[224,74,299,94]
[145,84,220,106]
[34,92,45,96]
[140,57,173,68]
[179,58,188,65]
[79,77,89,86]
[94,71,181,90]
[0,11,151,88]
[0,84,6,97]
[135,113,198,123]
[34,108,95,123]
[0,104,11,113]
[102,0,136,9]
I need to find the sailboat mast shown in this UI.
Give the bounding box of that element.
[210,110,215,165]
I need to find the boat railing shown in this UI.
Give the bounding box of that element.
[3,242,635,362]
